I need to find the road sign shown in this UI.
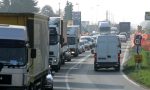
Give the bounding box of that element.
[134,35,142,45]
[134,55,142,63]
[145,12,150,20]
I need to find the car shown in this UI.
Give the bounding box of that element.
[80,36,95,49]
[45,69,54,90]
[93,35,121,71]
[117,34,127,43]
[119,32,128,39]
[78,41,85,53]
[81,39,91,50]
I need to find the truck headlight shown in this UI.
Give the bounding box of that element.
[71,51,75,54]
[53,59,57,63]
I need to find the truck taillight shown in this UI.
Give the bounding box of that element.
[94,53,97,61]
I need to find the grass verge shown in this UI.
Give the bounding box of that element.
[123,48,150,88]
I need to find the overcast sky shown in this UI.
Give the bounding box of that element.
[37,0,150,25]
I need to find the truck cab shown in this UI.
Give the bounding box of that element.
[98,21,111,35]
[67,25,80,57]
[0,13,49,90]
[49,17,61,72]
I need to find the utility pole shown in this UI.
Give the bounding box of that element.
[59,2,61,17]
[106,10,108,21]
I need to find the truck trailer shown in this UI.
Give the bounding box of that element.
[0,13,49,90]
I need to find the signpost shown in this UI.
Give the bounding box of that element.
[134,34,143,70]
[145,12,150,20]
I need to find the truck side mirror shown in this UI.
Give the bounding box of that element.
[31,49,36,58]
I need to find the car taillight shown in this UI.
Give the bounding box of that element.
[94,53,97,61]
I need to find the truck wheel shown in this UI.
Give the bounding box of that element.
[40,77,46,90]
[55,68,59,72]
[74,51,79,57]
[67,58,71,62]
[61,55,65,65]
[29,83,36,90]
[61,59,65,65]
[94,65,98,71]
[50,85,53,90]
[54,65,60,72]
[115,66,120,71]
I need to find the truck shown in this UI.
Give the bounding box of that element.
[119,22,131,38]
[67,25,80,57]
[49,17,71,72]
[98,21,111,35]
[61,20,72,62]
[0,13,49,90]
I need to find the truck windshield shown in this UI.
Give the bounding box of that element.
[49,35,58,45]
[68,37,75,45]
[0,47,27,66]
[0,39,27,66]
[49,27,58,45]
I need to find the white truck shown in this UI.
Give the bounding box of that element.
[49,17,71,72]
[94,35,121,71]
[0,13,49,90]
[67,25,80,57]
[98,21,111,35]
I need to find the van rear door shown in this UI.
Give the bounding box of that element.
[96,36,118,63]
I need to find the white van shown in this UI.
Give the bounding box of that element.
[94,35,121,71]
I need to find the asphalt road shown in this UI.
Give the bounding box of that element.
[53,41,149,90]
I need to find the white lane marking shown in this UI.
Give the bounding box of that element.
[121,43,129,66]
[121,42,140,87]
[65,54,91,90]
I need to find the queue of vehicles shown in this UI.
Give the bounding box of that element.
[0,12,96,90]
[0,12,130,90]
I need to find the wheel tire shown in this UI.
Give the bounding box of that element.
[74,54,77,57]
[50,85,53,90]
[55,68,59,72]
[67,58,71,62]
[115,66,120,71]
[40,77,46,90]
[29,83,36,90]
[94,64,98,71]
[55,65,60,72]
[61,59,65,65]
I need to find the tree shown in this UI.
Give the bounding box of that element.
[0,0,10,12]
[0,0,39,13]
[64,1,73,21]
[41,5,55,17]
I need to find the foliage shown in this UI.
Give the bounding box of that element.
[64,1,73,21]
[124,49,150,88]
[0,0,39,13]
[41,5,56,17]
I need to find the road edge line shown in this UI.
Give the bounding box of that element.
[121,42,140,87]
